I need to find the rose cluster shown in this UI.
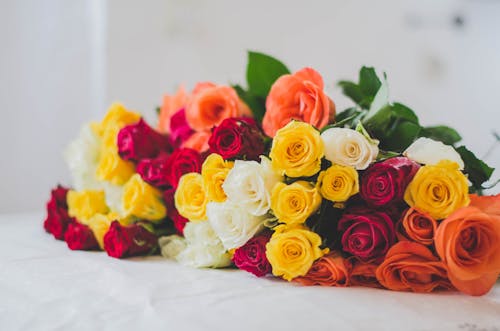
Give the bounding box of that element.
[44,57,500,297]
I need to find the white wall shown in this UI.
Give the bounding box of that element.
[1,0,499,213]
[0,0,106,213]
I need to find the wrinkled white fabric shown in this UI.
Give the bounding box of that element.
[1,212,500,331]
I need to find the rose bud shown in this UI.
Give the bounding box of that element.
[136,154,170,189]
[208,117,265,161]
[164,148,203,188]
[117,118,173,163]
[338,206,396,262]
[232,234,272,277]
[103,221,158,258]
[43,185,74,240]
[64,222,99,250]
[360,157,420,207]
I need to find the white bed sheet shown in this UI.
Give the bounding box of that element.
[1,212,499,331]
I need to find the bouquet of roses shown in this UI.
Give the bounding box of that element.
[43,52,500,296]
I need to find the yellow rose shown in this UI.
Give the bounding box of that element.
[271,181,322,225]
[175,172,208,222]
[122,174,166,222]
[87,211,123,249]
[404,160,470,220]
[317,164,359,202]
[95,103,141,138]
[266,225,328,281]
[96,147,136,185]
[67,190,109,223]
[201,153,233,202]
[269,121,324,178]
[93,103,140,185]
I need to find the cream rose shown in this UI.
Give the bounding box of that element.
[403,137,464,170]
[158,235,187,259]
[162,221,232,268]
[64,124,102,191]
[222,156,283,216]
[321,127,379,170]
[207,201,266,250]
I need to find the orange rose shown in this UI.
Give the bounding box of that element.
[396,208,437,246]
[376,241,452,293]
[263,67,335,137]
[295,252,351,287]
[158,85,188,134]
[435,198,500,296]
[185,82,251,132]
[348,257,382,288]
[181,131,211,153]
[469,193,500,216]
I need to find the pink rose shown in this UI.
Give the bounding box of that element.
[136,154,170,189]
[117,118,173,163]
[103,221,158,259]
[43,185,74,240]
[169,108,194,147]
[232,234,272,277]
[163,188,188,235]
[360,157,419,207]
[208,117,265,161]
[338,207,396,262]
[64,222,99,250]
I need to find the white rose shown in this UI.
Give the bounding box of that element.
[158,235,187,259]
[174,222,232,268]
[101,182,124,216]
[222,156,283,216]
[207,201,266,250]
[64,124,102,190]
[403,137,464,169]
[321,127,379,170]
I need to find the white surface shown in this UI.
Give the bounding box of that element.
[1,212,500,331]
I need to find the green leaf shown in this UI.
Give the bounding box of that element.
[338,67,382,109]
[377,150,400,161]
[359,67,382,97]
[362,104,393,134]
[233,84,266,123]
[391,103,419,124]
[246,51,290,97]
[456,145,495,189]
[365,73,388,119]
[155,106,161,116]
[383,120,421,152]
[420,126,462,145]
[338,81,364,105]
[335,107,360,123]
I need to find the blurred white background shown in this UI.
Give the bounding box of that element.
[0,0,499,213]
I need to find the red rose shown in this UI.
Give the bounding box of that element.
[136,154,170,189]
[117,118,173,162]
[103,221,158,258]
[360,157,419,207]
[338,207,396,262]
[43,185,74,240]
[169,108,194,147]
[163,188,189,235]
[64,222,99,250]
[164,148,202,188]
[232,234,272,277]
[208,117,265,161]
